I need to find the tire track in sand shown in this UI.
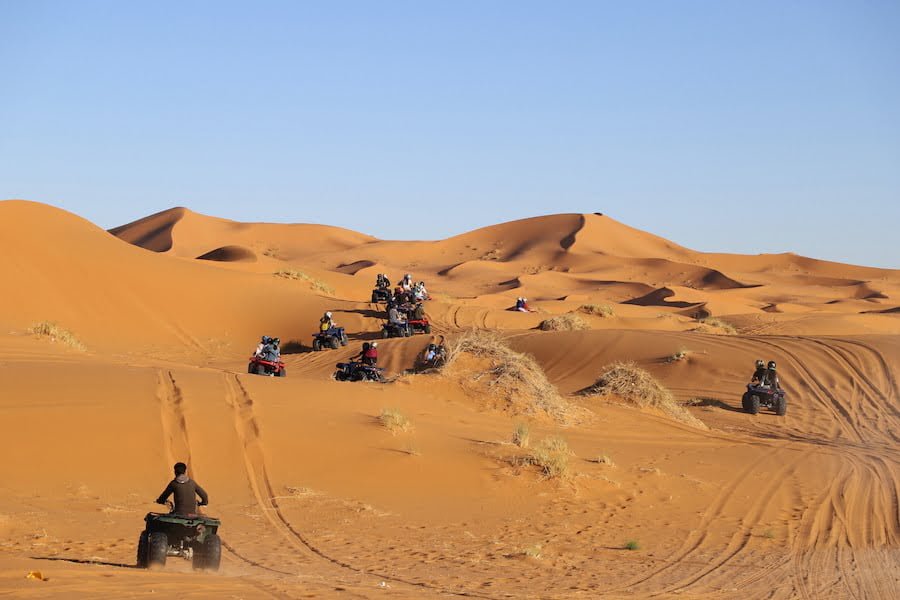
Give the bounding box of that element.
[223,373,499,600]
[155,370,193,469]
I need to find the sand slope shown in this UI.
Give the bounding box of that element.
[0,198,898,599]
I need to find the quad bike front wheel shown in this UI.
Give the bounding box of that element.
[312,339,322,352]
[775,396,786,416]
[747,395,761,415]
[329,336,340,350]
[255,363,268,376]
[277,368,286,378]
[136,531,149,568]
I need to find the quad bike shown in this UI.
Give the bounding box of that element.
[406,317,431,334]
[312,326,348,351]
[371,288,391,303]
[247,355,286,377]
[334,361,384,382]
[382,322,412,338]
[742,383,787,416]
[136,502,221,571]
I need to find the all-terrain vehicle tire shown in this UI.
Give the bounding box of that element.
[748,394,761,415]
[192,534,221,571]
[741,392,750,412]
[340,332,348,346]
[147,532,168,569]
[775,396,786,416]
[382,329,390,339]
[424,324,432,334]
[329,336,340,350]
[277,368,286,378]
[136,531,149,568]
[312,338,322,352]
[247,362,254,374]
[255,363,268,376]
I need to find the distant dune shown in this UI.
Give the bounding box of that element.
[1,198,898,599]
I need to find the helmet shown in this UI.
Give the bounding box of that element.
[767,361,776,370]
[272,337,280,345]
[325,311,332,318]
[261,335,268,343]
[755,359,765,368]
[371,342,378,348]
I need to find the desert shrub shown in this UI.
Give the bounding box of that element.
[698,316,736,334]
[624,540,640,551]
[28,322,86,351]
[529,436,571,478]
[523,544,542,558]
[379,408,412,434]
[274,270,334,295]
[443,330,574,422]
[665,348,689,363]
[596,454,615,466]
[583,362,705,429]
[512,423,530,448]
[539,313,588,331]
[578,304,615,318]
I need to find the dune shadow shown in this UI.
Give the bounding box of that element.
[346,331,386,342]
[687,397,744,413]
[31,555,139,569]
[341,308,387,319]
[281,340,312,354]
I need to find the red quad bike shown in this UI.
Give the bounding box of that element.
[742,383,786,416]
[248,355,286,377]
[407,317,431,334]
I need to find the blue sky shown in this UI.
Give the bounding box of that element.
[2,1,898,267]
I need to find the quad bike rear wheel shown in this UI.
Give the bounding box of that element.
[193,534,221,571]
[147,532,168,569]
[312,338,322,352]
[255,363,268,376]
[741,392,750,412]
[424,324,432,334]
[136,531,149,568]
[775,396,786,416]
[329,336,340,350]
[382,329,390,339]
[748,395,760,415]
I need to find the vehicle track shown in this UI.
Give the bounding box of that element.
[223,373,500,600]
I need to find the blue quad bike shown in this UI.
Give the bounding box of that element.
[312,326,348,351]
[742,383,787,416]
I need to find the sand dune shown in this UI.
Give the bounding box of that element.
[1,198,898,599]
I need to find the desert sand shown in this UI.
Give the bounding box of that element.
[0,199,897,598]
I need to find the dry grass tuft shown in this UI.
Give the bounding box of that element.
[698,316,736,334]
[523,544,543,559]
[512,423,530,448]
[665,348,690,363]
[28,322,86,351]
[539,313,589,331]
[595,454,615,466]
[529,436,571,478]
[379,408,412,434]
[443,330,575,423]
[578,304,615,318]
[583,361,706,429]
[274,270,334,295]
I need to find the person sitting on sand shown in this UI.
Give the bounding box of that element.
[514,297,533,312]
[751,359,767,384]
[156,462,209,515]
[423,336,446,367]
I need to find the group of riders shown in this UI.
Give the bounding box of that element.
[253,335,281,362]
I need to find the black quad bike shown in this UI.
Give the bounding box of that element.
[371,287,392,303]
[247,355,286,377]
[136,504,221,571]
[312,326,348,351]
[381,322,412,338]
[742,383,787,416]
[334,361,384,382]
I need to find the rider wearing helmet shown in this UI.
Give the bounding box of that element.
[751,359,767,383]
[320,311,336,332]
[254,335,271,357]
[362,341,378,366]
[763,360,781,389]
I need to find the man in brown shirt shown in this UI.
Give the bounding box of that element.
[156,462,209,515]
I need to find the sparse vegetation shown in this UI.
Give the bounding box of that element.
[442,330,575,422]
[698,316,737,334]
[379,408,412,434]
[762,528,775,540]
[27,322,86,351]
[666,348,690,363]
[582,361,706,429]
[523,544,542,559]
[273,270,334,295]
[624,540,640,551]
[578,304,615,318]
[512,423,530,448]
[595,454,615,466]
[529,436,571,479]
[539,313,589,331]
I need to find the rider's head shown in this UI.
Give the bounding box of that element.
[371,342,378,348]
[755,359,765,368]
[173,462,187,476]
[272,337,280,345]
[767,361,776,370]
[325,311,332,319]
[261,335,267,343]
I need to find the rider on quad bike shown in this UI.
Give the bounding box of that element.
[156,462,208,515]
[353,342,378,366]
[751,359,767,384]
[742,360,787,416]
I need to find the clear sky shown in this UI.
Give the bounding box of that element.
[2,1,898,267]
